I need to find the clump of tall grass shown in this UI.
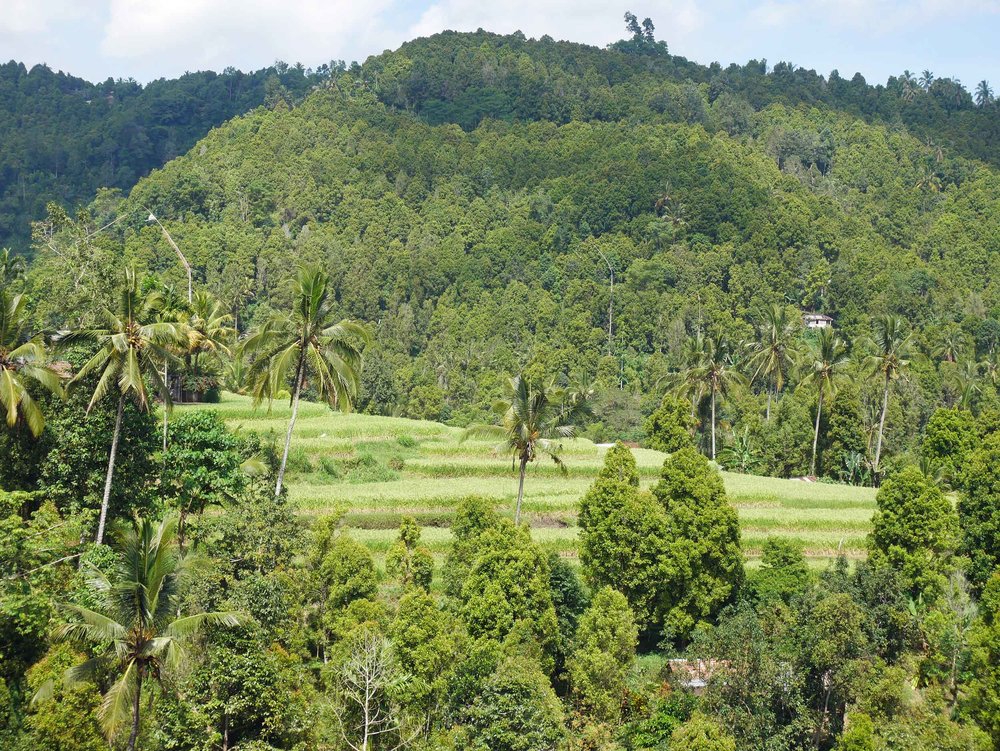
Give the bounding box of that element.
[340,453,400,483]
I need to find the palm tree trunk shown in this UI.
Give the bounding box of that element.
[874,374,890,477]
[514,453,528,525]
[711,387,717,461]
[275,360,304,498]
[96,395,125,544]
[811,390,823,477]
[126,669,142,751]
[607,268,614,357]
[178,507,187,554]
[766,388,772,422]
[162,361,169,453]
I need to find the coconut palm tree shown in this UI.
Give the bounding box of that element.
[865,314,915,476]
[70,268,179,543]
[0,289,65,436]
[915,169,942,193]
[184,289,235,375]
[154,285,189,452]
[799,327,849,477]
[933,323,970,364]
[49,516,243,751]
[463,374,587,524]
[174,289,235,408]
[946,360,981,411]
[981,350,1000,391]
[668,333,709,421]
[919,70,935,91]
[244,266,370,498]
[0,247,26,287]
[745,304,799,421]
[975,80,993,108]
[683,335,746,461]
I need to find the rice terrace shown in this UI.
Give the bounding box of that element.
[188,394,876,569]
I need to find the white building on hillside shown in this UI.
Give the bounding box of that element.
[803,312,833,329]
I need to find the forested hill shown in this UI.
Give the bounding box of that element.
[5,26,997,252]
[5,27,998,257]
[0,60,331,250]
[359,29,1000,166]
[27,27,1000,475]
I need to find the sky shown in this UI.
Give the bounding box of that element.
[1,0,998,89]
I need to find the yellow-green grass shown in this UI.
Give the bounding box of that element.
[179,394,877,564]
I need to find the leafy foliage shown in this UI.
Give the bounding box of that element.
[653,448,744,640]
[868,466,959,600]
[643,394,695,453]
[461,655,565,751]
[669,712,737,751]
[567,587,637,724]
[579,446,667,629]
[385,516,434,592]
[958,433,1000,592]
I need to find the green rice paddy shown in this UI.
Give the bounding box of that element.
[181,394,877,567]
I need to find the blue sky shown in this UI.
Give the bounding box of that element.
[2,0,998,89]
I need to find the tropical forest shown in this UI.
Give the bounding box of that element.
[2,11,1000,751]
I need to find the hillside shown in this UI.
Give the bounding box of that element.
[22,29,1000,479]
[5,26,997,254]
[0,59,329,250]
[187,394,876,566]
[5,25,1000,751]
[363,29,1000,166]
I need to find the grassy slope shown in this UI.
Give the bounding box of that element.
[182,394,875,567]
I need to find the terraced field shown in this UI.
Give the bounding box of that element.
[182,394,876,568]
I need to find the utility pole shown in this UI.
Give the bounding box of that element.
[593,245,614,357]
[147,211,191,448]
[147,211,192,303]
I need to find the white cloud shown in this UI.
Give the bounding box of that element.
[0,0,88,35]
[408,0,705,49]
[749,0,999,32]
[99,0,402,73]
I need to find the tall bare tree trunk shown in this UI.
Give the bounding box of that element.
[766,388,772,422]
[178,507,188,554]
[162,361,169,453]
[96,395,125,544]
[275,359,304,498]
[607,269,614,357]
[811,390,823,477]
[874,374,890,479]
[126,669,142,751]
[515,453,528,524]
[711,387,717,461]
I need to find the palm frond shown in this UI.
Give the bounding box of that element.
[54,603,127,645]
[120,347,147,407]
[460,424,507,443]
[321,318,373,344]
[99,662,138,738]
[18,385,44,436]
[63,656,112,687]
[83,359,120,412]
[17,362,65,397]
[165,611,246,641]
